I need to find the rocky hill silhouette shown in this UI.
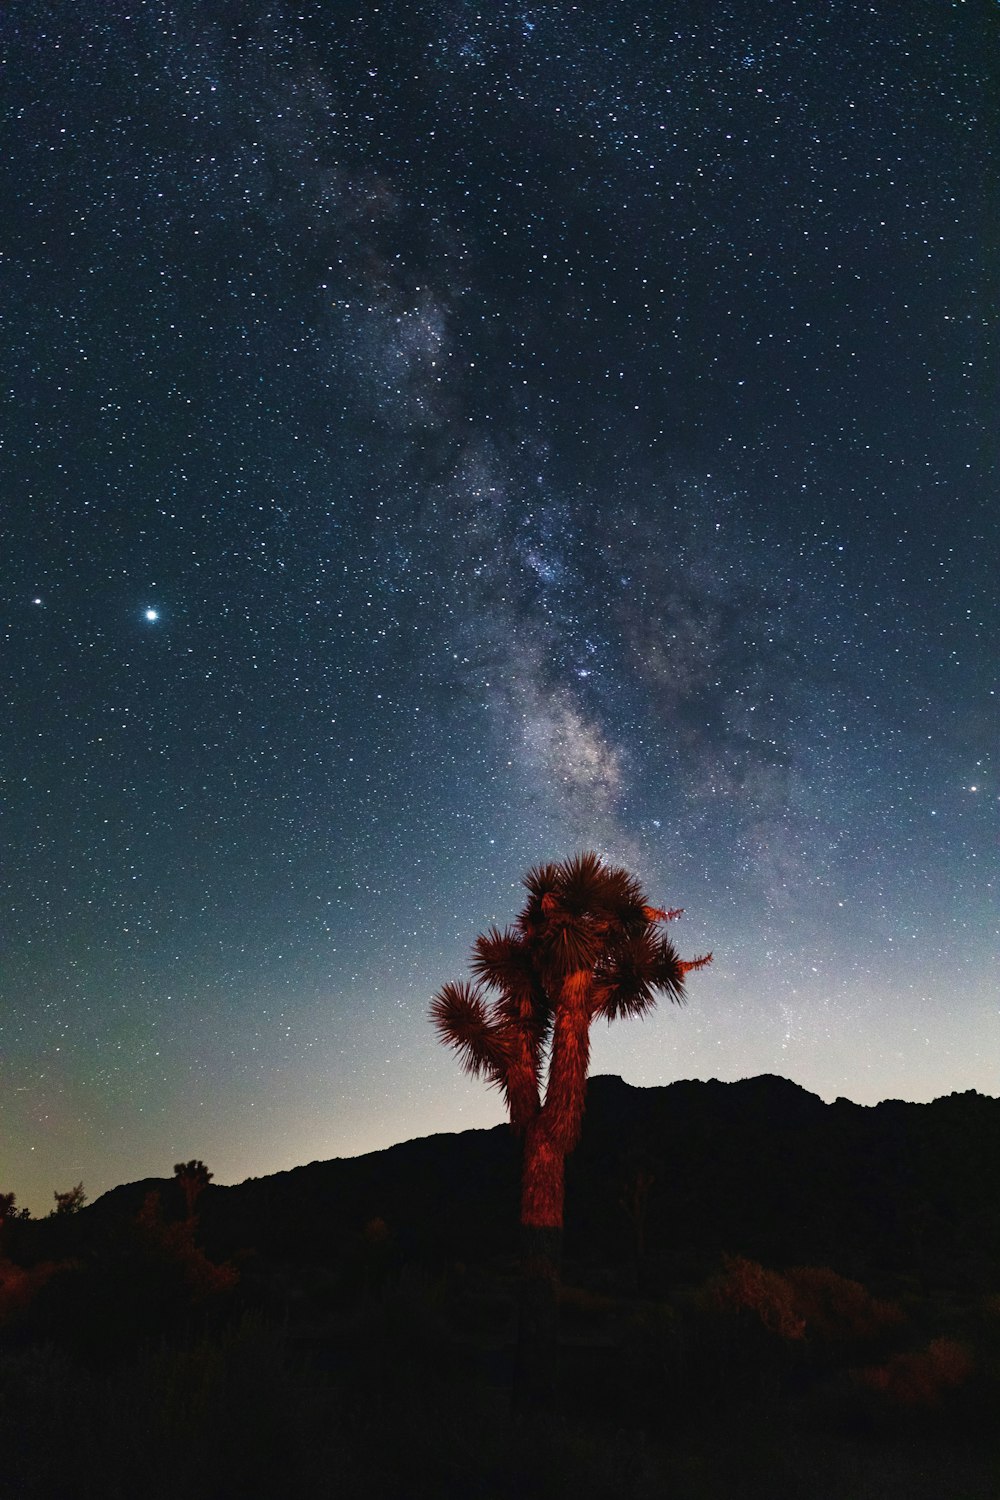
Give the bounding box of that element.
[6,1075,1000,1500]
[78,1074,1000,1293]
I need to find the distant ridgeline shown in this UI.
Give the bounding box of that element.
[71,1075,1000,1293]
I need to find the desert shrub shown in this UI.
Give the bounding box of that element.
[339,1215,404,1299]
[16,1192,239,1363]
[133,1190,239,1302]
[0,1256,65,1328]
[856,1336,973,1408]
[712,1257,906,1356]
[712,1254,806,1340]
[783,1264,904,1343]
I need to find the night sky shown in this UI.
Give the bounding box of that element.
[3,2,996,1213]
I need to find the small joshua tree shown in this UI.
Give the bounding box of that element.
[173,1159,213,1220]
[431,851,710,1400]
[52,1183,86,1216]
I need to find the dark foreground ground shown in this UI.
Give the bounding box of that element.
[5,1078,1000,1496]
[1,1242,998,1500]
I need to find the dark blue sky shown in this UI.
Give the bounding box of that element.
[2,1,996,1212]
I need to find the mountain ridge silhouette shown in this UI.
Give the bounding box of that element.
[72,1073,999,1294]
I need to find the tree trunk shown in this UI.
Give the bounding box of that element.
[514,1116,565,1410]
[543,970,592,1153]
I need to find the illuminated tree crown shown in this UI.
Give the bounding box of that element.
[432,851,711,1230]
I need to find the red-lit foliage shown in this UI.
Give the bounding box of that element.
[714,1254,807,1340]
[714,1256,904,1345]
[431,852,710,1233]
[0,1256,63,1327]
[136,1190,239,1301]
[783,1264,904,1342]
[363,1215,391,1247]
[856,1337,973,1407]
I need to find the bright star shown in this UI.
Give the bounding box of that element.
[144,608,159,622]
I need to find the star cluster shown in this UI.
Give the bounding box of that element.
[2,1,996,1211]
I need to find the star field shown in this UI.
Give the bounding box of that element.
[2,1,996,1212]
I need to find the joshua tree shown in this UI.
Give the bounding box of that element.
[431,851,711,1399]
[173,1159,213,1220]
[52,1183,86,1216]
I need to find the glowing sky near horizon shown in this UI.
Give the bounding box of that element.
[2,1,996,1213]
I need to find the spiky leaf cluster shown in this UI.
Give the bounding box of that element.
[431,927,548,1129]
[431,852,711,1133]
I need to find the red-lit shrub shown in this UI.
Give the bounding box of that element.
[856,1337,973,1407]
[713,1255,806,1340]
[783,1264,904,1342]
[714,1257,906,1349]
[135,1191,239,1302]
[0,1257,63,1326]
